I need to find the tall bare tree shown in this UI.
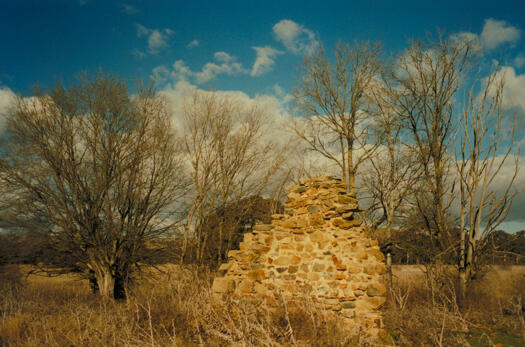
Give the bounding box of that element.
[293,40,382,194]
[181,91,288,265]
[0,73,188,299]
[392,36,472,253]
[456,68,519,306]
[362,75,421,237]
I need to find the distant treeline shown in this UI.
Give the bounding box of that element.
[376,228,525,266]
[2,226,523,269]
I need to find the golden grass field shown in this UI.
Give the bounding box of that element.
[0,264,524,346]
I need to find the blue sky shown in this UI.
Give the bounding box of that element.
[1,0,525,232]
[1,0,524,94]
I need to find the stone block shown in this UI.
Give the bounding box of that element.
[247,269,266,281]
[273,255,301,266]
[309,231,328,243]
[253,224,274,231]
[375,263,387,275]
[212,277,235,293]
[367,248,385,261]
[365,296,386,309]
[366,283,386,297]
[238,279,255,293]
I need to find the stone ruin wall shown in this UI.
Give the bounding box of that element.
[212,176,386,337]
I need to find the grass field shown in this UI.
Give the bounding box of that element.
[0,264,524,346]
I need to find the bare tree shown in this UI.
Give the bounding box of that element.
[456,67,519,306]
[181,91,288,265]
[292,40,382,194]
[362,75,421,236]
[392,36,472,253]
[0,73,188,299]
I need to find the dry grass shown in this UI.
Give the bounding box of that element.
[384,265,525,346]
[1,264,524,346]
[0,265,357,346]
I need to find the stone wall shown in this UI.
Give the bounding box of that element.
[212,176,386,337]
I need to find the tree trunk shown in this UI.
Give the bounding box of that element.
[458,268,467,308]
[386,252,393,288]
[114,273,126,300]
[94,268,115,299]
[88,269,99,294]
[346,136,354,195]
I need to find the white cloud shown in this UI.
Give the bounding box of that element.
[250,46,283,77]
[451,18,520,54]
[152,52,247,85]
[272,19,317,55]
[195,61,245,84]
[0,87,15,132]
[514,54,525,68]
[450,31,483,53]
[151,66,170,83]
[494,66,525,112]
[121,4,139,15]
[272,84,293,104]
[159,78,296,153]
[136,24,174,55]
[481,18,520,51]
[214,51,234,63]
[187,40,199,48]
[486,154,525,224]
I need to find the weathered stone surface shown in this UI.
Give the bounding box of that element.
[365,296,386,309]
[367,248,385,261]
[247,269,266,281]
[332,218,361,229]
[238,279,255,293]
[273,255,301,266]
[366,283,387,297]
[342,301,357,309]
[211,176,386,340]
[253,224,274,231]
[212,277,235,293]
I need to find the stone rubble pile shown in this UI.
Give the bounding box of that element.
[212,176,386,337]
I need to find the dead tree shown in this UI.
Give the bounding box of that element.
[456,67,519,306]
[292,40,382,194]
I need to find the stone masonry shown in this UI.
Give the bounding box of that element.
[212,176,386,337]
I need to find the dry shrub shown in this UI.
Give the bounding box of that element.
[0,265,359,346]
[384,265,525,346]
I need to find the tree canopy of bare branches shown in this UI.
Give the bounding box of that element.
[0,73,188,299]
[181,91,288,265]
[456,67,519,305]
[361,75,421,238]
[392,36,473,252]
[292,40,382,194]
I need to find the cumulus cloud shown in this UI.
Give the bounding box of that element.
[121,3,139,15]
[450,31,483,53]
[0,87,15,131]
[481,18,520,51]
[272,19,317,55]
[136,24,174,55]
[159,78,296,152]
[451,18,520,54]
[214,51,234,63]
[514,54,525,68]
[151,52,247,85]
[195,53,246,83]
[494,66,525,112]
[485,154,525,224]
[187,39,199,48]
[250,46,283,77]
